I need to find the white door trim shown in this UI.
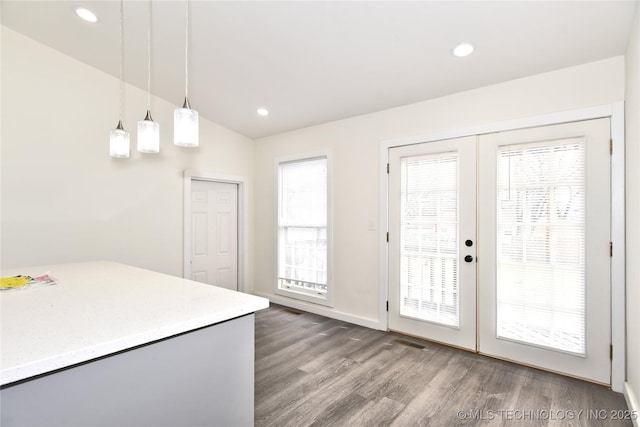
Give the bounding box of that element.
[379,102,625,392]
[184,170,249,294]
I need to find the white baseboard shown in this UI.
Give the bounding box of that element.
[624,381,640,427]
[254,292,383,331]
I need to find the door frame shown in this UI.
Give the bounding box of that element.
[183,170,249,293]
[379,102,625,392]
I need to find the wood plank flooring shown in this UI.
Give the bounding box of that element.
[255,304,632,426]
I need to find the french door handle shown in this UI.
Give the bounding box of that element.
[464,255,474,263]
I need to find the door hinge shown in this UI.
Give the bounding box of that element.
[386,232,389,242]
[386,301,389,312]
[610,344,613,360]
[610,139,613,155]
[386,163,390,174]
[610,242,613,257]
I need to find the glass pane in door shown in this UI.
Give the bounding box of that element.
[400,152,459,327]
[496,138,586,355]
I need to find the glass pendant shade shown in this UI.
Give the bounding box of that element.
[137,110,160,153]
[110,121,130,158]
[174,98,199,147]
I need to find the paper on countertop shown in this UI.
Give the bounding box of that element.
[0,275,32,289]
[0,273,59,291]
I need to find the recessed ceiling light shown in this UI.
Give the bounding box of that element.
[257,108,269,117]
[75,7,98,23]
[452,42,474,58]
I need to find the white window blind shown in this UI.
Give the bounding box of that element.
[496,138,586,355]
[400,152,459,327]
[278,157,328,296]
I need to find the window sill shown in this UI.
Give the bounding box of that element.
[275,287,333,307]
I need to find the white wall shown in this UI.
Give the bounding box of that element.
[1,27,254,279]
[625,1,640,418]
[253,57,625,327]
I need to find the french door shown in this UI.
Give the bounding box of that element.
[388,118,611,384]
[388,136,477,351]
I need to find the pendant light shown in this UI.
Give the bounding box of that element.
[174,0,199,147]
[109,0,130,158]
[138,0,160,153]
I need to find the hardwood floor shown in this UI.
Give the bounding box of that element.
[255,304,632,426]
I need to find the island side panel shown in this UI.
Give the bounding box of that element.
[1,314,255,427]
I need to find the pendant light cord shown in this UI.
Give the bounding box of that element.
[119,0,124,123]
[185,0,189,99]
[147,0,152,111]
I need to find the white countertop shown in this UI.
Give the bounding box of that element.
[0,261,269,386]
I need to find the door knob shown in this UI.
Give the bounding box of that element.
[464,255,474,263]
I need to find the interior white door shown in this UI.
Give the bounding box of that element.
[477,118,611,384]
[388,136,477,351]
[190,180,239,291]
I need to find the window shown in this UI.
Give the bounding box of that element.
[496,138,586,355]
[400,151,459,327]
[277,154,332,305]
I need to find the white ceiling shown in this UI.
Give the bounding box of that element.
[2,1,636,139]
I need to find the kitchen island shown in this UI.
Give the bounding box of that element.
[0,261,269,427]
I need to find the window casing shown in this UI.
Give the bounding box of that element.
[276,154,332,305]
